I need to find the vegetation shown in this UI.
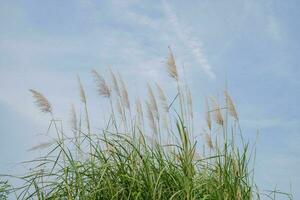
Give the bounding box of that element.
[1,49,292,199]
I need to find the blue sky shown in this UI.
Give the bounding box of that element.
[0,0,299,199]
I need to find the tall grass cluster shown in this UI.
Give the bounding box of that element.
[1,49,292,199]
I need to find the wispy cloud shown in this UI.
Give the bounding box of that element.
[162,0,215,78]
[243,0,284,41]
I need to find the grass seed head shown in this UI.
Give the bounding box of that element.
[187,88,193,119]
[205,97,212,130]
[211,97,224,126]
[146,101,158,136]
[135,97,144,127]
[224,90,238,120]
[77,75,87,104]
[167,47,179,81]
[205,132,214,149]
[91,69,111,98]
[109,68,121,97]
[118,73,130,110]
[155,83,169,113]
[116,99,123,118]
[70,104,78,137]
[147,83,159,120]
[29,89,52,113]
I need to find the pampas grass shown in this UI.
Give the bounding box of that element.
[205,97,212,131]
[167,47,179,81]
[118,73,130,111]
[29,89,52,114]
[225,90,238,121]
[155,83,169,131]
[1,49,293,200]
[135,97,144,130]
[91,69,111,98]
[146,100,158,138]
[109,67,121,97]
[211,97,224,126]
[155,83,168,113]
[205,132,213,150]
[70,104,78,137]
[77,76,87,104]
[147,83,159,121]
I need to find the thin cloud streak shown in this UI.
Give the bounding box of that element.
[162,0,215,78]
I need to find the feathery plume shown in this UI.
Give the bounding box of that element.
[147,83,159,120]
[91,69,111,98]
[116,100,123,118]
[29,89,52,113]
[167,47,179,81]
[77,76,86,104]
[146,101,158,136]
[205,97,212,130]
[224,91,238,120]
[118,73,130,110]
[187,88,193,118]
[109,68,121,97]
[205,132,213,149]
[70,104,78,137]
[155,83,169,130]
[155,83,168,112]
[211,97,223,126]
[135,97,144,126]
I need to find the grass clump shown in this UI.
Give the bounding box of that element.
[2,49,293,199]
